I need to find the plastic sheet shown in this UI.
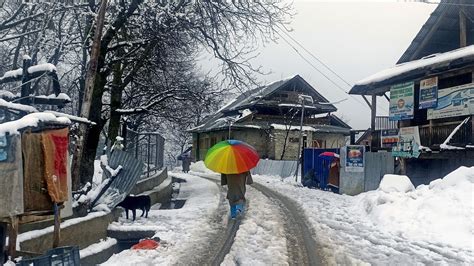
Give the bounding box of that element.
[0,135,24,218]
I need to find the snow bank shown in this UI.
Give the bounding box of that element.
[80,237,117,258]
[378,174,415,193]
[358,166,474,250]
[189,161,215,174]
[254,170,473,264]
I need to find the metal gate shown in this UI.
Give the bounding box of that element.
[302,148,339,190]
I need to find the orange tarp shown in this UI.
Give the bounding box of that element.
[22,131,52,211]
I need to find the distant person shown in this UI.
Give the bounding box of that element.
[182,154,191,173]
[221,171,253,219]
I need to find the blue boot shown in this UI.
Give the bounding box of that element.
[235,204,245,216]
[230,205,237,219]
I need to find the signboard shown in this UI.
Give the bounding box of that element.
[392,126,421,158]
[390,82,414,121]
[427,83,474,120]
[419,77,438,109]
[381,129,399,149]
[345,145,365,172]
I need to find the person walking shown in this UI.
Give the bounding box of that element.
[221,171,253,219]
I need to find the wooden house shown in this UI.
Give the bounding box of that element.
[190,75,351,161]
[349,0,474,185]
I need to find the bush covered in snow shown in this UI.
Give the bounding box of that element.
[357,166,474,250]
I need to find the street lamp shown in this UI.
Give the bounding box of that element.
[295,94,314,182]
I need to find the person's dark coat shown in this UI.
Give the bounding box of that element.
[221,171,253,205]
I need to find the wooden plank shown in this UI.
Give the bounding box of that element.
[7,217,18,259]
[53,203,60,248]
[1,222,6,264]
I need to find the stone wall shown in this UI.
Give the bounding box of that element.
[193,128,274,160]
[273,130,347,160]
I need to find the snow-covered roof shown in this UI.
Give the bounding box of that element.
[0,112,70,136]
[189,75,339,133]
[397,1,474,64]
[350,45,474,95]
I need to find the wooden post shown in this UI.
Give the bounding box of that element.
[53,203,61,248]
[460,1,467,47]
[7,217,18,259]
[370,95,377,150]
[20,58,31,105]
[147,134,151,178]
[1,222,6,264]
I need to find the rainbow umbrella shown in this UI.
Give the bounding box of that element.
[204,140,260,174]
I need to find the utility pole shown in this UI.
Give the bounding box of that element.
[294,95,313,182]
[71,0,108,190]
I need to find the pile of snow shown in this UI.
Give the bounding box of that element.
[189,161,215,174]
[358,166,474,250]
[378,174,415,193]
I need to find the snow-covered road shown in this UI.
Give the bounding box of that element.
[254,173,473,265]
[103,164,473,265]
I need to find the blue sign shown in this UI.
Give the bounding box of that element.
[345,145,364,172]
[419,77,438,109]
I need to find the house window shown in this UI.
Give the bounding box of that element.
[210,136,217,146]
[312,139,326,148]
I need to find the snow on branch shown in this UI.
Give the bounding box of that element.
[440,117,471,150]
[115,92,178,114]
[28,63,57,74]
[44,110,96,125]
[0,68,23,82]
[0,98,38,113]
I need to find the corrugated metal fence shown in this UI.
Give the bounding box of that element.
[251,159,297,178]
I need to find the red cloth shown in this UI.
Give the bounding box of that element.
[131,239,160,250]
[42,128,69,203]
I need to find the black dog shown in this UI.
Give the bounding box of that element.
[117,195,151,221]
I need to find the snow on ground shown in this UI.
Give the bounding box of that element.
[103,173,221,265]
[80,237,117,258]
[252,167,474,265]
[222,186,288,266]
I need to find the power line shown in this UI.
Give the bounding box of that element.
[275,28,389,114]
[277,25,390,113]
[275,30,371,110]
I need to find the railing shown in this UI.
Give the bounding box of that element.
[125,130,165,178]
[419,121,473,147]
[375,116,398,130]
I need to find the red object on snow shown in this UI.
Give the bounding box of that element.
[131,239,160,250]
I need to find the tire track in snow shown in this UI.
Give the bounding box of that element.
[252,182,324,266]
[192,175,244,266]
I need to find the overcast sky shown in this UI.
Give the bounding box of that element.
[199,0,437,129]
